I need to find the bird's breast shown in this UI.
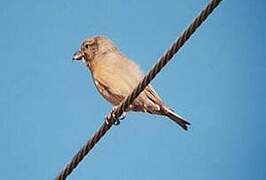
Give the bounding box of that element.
[90,52,144,104]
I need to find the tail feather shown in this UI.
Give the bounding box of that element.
[161,107,190,131]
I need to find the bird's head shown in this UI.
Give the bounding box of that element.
[72,35,117,63]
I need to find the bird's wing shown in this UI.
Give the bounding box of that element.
[144,85,163,105]
[133,85,163,113]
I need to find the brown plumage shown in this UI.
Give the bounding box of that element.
[73,35,190,130]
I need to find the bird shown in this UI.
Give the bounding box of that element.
[72,35,190,130]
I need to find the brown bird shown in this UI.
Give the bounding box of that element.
[73,35,190,130]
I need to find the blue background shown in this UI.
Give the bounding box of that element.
[1,0,265,179]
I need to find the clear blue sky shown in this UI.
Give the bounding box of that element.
[1,0,265,179]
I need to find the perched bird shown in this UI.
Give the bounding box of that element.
[73,35,190,130]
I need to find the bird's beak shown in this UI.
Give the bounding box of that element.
[72,50,84,61]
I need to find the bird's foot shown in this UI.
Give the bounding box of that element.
[113,111,127,125]
[120,111,127,120]
[105,106,127,126]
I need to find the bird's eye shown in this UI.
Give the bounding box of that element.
[83,39,96,50]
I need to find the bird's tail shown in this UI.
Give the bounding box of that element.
[161,106,190,131]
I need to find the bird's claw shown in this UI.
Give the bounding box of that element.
[119,112,127,120]
[107,106,127,126]
[113,119,120,125]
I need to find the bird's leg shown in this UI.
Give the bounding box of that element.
[104,106,127,125]
[109,106,127,126]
